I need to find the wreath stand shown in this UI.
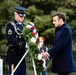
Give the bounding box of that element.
[11,42,37,75]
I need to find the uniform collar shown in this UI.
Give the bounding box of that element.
[14,20,22,25]
[56,23,67,30]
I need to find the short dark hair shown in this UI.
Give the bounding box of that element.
[53,12,66,22]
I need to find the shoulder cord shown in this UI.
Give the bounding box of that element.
[11,22,23,35]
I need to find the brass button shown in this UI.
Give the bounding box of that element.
[16,35,18,38]
[19,36,21,38]
[12,50,13,51]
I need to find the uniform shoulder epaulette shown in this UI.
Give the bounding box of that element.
[11,21,15,26]
[10,21,17,30]
[5,21,14,30]
[6,21,14,27]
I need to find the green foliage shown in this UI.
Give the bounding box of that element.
[0,1,19,44]
[26,5,44,21]
[68,20,76,42]
[34,15,54,44]
[0,0,76,45]
[41,28,55,44]
[0,0,76,75]
[34,15,53,31]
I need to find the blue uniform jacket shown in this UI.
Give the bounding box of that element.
[48,23,75,73]
[6,20,26,65]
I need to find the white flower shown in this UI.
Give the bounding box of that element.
[26,25,32,28]
[26,22,34,29]
[38,54,42,60]
[42,59,46,70]
[35,33,38,39]
[33,29,36,33]
[31,37,36,43]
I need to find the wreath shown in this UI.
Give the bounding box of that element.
[22,22,46,74]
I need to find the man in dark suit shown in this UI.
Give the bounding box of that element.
[42,12,75,75]
[5,6,27,75]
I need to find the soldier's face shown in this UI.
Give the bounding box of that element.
[14,12,24,22]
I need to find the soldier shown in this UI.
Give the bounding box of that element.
[5,6,27,75]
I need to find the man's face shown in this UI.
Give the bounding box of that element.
[53,16,61,27]
[14,12,25,22]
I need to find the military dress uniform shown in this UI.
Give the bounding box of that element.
[6,6,27,75]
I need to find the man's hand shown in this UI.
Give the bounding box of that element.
[42,52,49,59]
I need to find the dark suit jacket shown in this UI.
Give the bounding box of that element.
[48,23,75,73]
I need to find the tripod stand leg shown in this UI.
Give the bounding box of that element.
[32,58,37,75]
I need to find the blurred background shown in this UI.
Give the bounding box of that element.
[0,0,76,75]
